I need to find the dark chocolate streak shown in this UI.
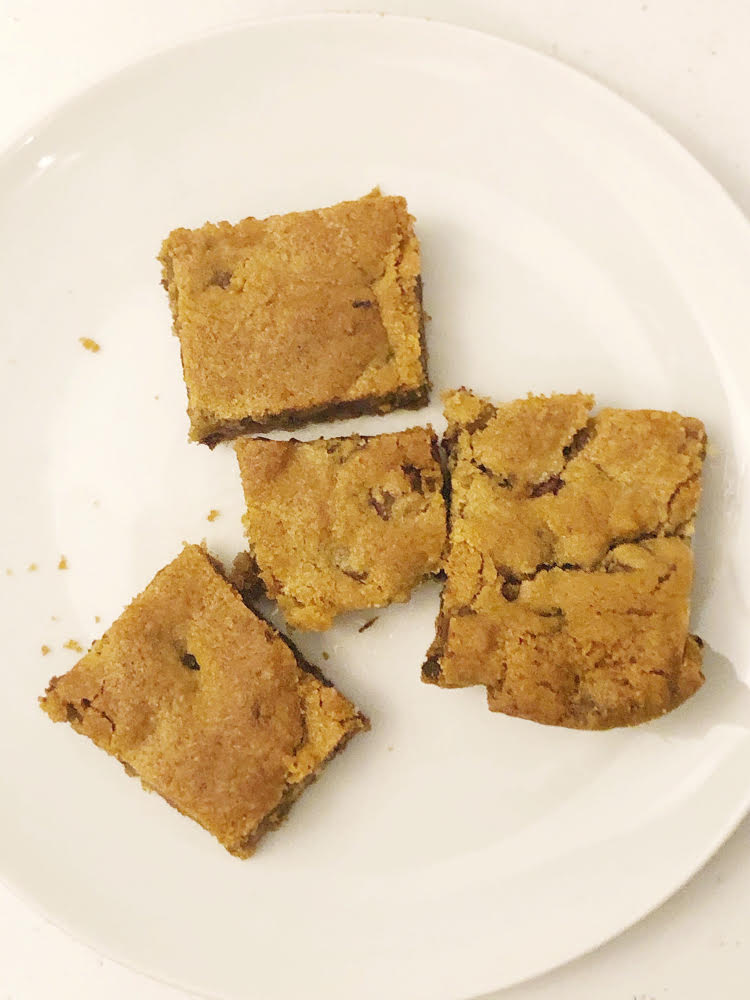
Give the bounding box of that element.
[202,385,430,448]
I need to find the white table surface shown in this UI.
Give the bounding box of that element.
[1,1,749,997]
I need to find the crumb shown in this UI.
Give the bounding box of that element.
[92,500,100,508]
[387,745,394,751]
[154,395,160,400]
[94,615,100,623]
[41,645,51,656]
[322,651,330,661]
[358,617,378,633]
[51,615,59,622]
[27,563,38,572]
[63,639,83,653]
[79,337,101,353]
[207,509,220,522]
[5,568,12,576]
[58,555,68,570]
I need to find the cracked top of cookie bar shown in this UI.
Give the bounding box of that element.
[235,426,447,631]
[423,389,707,729]
[159,190,428,444]
[40,545,367,856]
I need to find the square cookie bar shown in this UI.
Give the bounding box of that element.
[423,389,707,730]
[159,190,428,445]
[235,426,447,630]
[40,545,368,856]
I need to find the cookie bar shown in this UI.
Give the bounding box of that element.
[423,389,707,730]
[159,190,428,445]
[40,545,368,856]
[235,426,447,630]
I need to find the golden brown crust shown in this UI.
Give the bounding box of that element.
[235,427,447,631]
[159,190,428,443]
[40,545,368,854]
[424,389,707,730]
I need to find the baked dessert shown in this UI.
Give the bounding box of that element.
[423,389,707,729]
[235,426,447,630]
[40,545,368,856]
[159,190,428,445]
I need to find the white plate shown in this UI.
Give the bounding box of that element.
[1,12,749,1000]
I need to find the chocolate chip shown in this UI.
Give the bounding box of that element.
[66,703,82,723]
[352,299,373,308]
[605,560,633,574]
[182,653,200,670]
[529,475,564,498]
[502,579,521,602]
[208,270,232,288]
[442,429,460,458]
[563,424,591,460]
[342,568,368,583]
[369,490,396,520]
[473,462,512,489]
[402,464,424,493]
[358,617,378,633]
[422,658,442,681]
[462,400,495,434]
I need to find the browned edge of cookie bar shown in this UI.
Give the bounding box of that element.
[201,385,430,448]
[431,423,452,574]
[229,581,370,857]
[415,274,430,402]
[229,549,265,603]
[233,718,365,857]
[219,548,371,704]
[421,417,464,684]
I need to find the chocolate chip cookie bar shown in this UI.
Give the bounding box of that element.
[235,426,447,630]
[423,389,707,729]
[159,190,428,445]
[40,545,368,856]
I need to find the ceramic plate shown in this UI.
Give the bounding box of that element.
[1,13,749,1000]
